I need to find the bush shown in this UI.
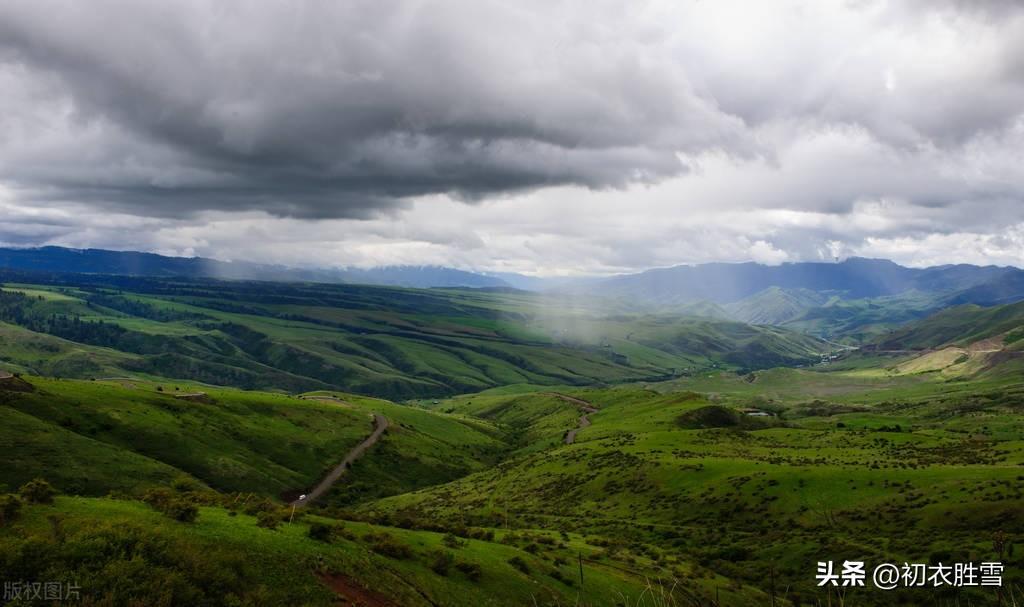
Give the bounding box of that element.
[550,568,573,586]
[442,533,465,549]
[19,478,56,505]
[364,533,412,559]
[0,494,22,526]
[508,555,530,574]
[142,487,175,510]
[430,550,454,576]
[142,488,198,523]
[164,499,199,523]
[256,511,281,530]
[308,522,333,542]
[243,498,278,516]
[170,475,201,492]
[455,560,482,581]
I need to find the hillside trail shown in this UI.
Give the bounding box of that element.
[292,413,388,507]
[300,394,355,408]
[545,392,598,445]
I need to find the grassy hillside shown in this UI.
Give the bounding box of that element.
[0,378,778,606]
[362,373,1024,605]
[3,270,1023,605]
[4,495,730,607]
[0,274,825,398]
[725,287,828,325]
[0,376,503,503]
[871,301,1024,351]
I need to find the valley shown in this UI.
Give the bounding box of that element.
[1,266,1023,605]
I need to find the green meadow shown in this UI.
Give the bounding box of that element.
[2,275,1023,605]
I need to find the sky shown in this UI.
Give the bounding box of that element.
[1,0,1024,276]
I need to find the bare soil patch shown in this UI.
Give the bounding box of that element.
[318,572,397,607]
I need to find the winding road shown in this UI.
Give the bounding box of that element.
[292,413,388,507]
[546,393,598,445]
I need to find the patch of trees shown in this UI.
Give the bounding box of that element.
[85,293,212,323]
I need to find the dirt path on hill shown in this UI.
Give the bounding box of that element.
[0,371,12,380]
[546,392,598,445]
[292,413,388,507]
[300,394,354,408]
[564,412,592,444]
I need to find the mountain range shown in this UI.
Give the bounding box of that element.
[2,247,1023,341]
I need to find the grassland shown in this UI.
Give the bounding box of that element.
[361,358,1024,605]
[0,273,826,399]
[2,273,1023,605]
[0,376,503,504]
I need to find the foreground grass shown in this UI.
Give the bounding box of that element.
[1,495,755,606]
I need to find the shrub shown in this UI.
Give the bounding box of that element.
[508,555,530,574]
[430,550,454,576]
[308,522,333,542]
[142,488,198,523]
[243,499,278,516]
[364,533,412,559]
[165,499,199,523]
[171,475,201,492]
[142,487,175,509]
[0,494,22,526]
[256,511,281,530]
[550,568,573,586]
[442,533,465,549]
[19,478,56,504]
[455,560,482,582]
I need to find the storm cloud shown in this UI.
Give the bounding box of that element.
[1,0,1024,272]
[0,0,754,218]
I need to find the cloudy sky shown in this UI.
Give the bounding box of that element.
[2,0,1024,275]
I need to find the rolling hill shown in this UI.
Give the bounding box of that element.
[0,271,826,398]
[724,287,829,325]
[870,300,1024,351]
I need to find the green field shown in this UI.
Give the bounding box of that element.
[2,274,1023,605]
[0,275,826,399]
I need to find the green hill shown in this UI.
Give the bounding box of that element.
[0,376,502,503]
[871,300,1024,350]
[0,276,825,398]
[724,287,828,325]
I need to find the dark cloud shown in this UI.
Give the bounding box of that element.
[0,0,752,219]
[2,1,1024,272]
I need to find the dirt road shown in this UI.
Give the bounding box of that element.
[292,413,388,507]
[547,393,598,445]
[564,412,592,444]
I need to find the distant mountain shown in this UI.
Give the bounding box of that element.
[725,287,830,325]
[335,266,509,289]
[577,257,1024,307]
[0,246,514,289]
[669,300,733,320]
